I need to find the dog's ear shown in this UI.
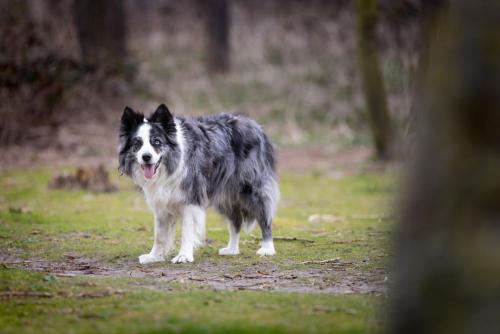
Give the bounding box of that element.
[120,106,143,137]
[150,104,175,132]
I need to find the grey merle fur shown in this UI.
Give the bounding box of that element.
[118,104,279,243]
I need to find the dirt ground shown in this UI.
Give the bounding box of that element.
[0,252,387,295]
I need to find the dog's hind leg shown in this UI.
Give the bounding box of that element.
[139,212,176,264]
[256,217,275,256]
[255,188,277,256]
[219,219,241,255]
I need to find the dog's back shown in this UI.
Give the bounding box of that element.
[179,113,279,243]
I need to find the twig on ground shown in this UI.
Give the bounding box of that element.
[0,291,55,299]
[278,274,298,279]
[299,258,341,265]
[330,239,365,244]
[188,277,206,282]
[250,235,314,243]
[243,274,275,279]
[222,274,241,280]
[0,260,47,264]
[274,236,315,243]
[234,282,272,290]
[77,288,124,298]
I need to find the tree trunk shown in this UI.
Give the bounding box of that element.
[205,0,230,74]
[407,0,444,136]
[390,1,500,333]
[0,0,81,144]
[355,0,393,160]
[73,0,127,65]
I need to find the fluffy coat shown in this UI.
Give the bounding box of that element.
[118,104,279,263]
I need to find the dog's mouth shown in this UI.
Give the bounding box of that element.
[141,161,161,179]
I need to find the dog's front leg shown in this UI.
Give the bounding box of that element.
[139,212,176,264]
[172,205,203,263]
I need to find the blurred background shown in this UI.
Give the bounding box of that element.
[3,1,500,333]
[0,0,428,172]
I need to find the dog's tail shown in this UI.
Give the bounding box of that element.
[242,177,280,233]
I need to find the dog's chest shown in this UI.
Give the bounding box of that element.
[141,174,184,213]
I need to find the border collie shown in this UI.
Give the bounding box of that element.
[118,104,279,264]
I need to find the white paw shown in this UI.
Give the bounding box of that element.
[256,246,276,256]
[218,247,240,256]
[171,253,193,263]
[138,253,164,264]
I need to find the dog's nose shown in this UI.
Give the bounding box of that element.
[142,153,152,163]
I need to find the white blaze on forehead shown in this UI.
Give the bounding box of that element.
[136,123,161,165]
[137,123,151,142]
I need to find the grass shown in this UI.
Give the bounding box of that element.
[0,268,383,334]
[0,168,395,333]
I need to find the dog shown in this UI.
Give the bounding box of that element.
[118,104,279,264]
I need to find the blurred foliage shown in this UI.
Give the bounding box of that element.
[0,0,432,150]
[0,0,132,146]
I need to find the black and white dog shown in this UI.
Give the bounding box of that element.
[119,104,279,264]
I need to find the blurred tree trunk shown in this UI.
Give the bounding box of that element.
[0,0,83,144]
[356,0,393,160]
[205,0,230,74]
[73,0,127,65]
[407,0,444,133]
[390,1,500,333]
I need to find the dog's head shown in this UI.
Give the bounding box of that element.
[118,104,179,180]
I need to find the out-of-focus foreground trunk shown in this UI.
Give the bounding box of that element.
[356,0,393,160]
[390,1,500,333]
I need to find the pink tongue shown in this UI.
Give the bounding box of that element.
[143,164,155,179]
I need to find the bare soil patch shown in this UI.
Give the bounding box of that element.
[0,253,387,295]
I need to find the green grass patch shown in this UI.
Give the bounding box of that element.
[0,168,395,333]
[0,268,381,334]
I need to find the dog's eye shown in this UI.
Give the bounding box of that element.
[131,140,142,152]
[153,139,161,146]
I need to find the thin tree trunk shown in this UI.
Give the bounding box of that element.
[356,0,393,160]
[390,1,500,333]
[205,0,230,74]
